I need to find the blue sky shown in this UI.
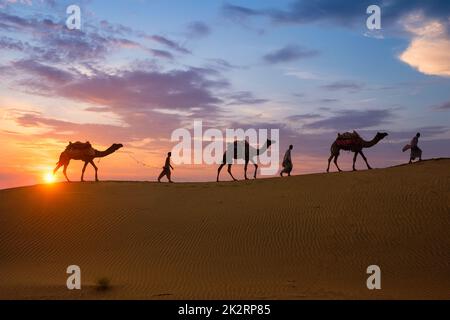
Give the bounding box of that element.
[0,0,449,187]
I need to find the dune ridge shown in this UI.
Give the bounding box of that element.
[0,159,449,299]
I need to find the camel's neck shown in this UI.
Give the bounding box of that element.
[95,145,118,158]
[362,136,381,148]
[257,142,269,155]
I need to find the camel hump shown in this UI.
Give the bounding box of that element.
[66,141,92,151]
[336,131,362,146]
[337,131,360,140]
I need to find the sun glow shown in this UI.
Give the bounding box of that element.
[44,172,56,184]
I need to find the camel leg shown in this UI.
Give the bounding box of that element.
[89,160,99,181]
[352,152,358,171]
[227,164,237,181]
[63,163,70,182]
[81,161,88,182]
[327,154,333,172]
[253,162,258,179]
[244,159,249,180]
[334,155,342,172]
[217,163,225,182]
[359,151,372,170]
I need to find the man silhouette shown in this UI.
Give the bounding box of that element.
[280,145,293,177]
[158,152,174,183]
[403,133,422,164]
[409,132,422,164]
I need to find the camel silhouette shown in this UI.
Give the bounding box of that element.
[326,131,388,172]
[53,141,123,182]
[217,139,273,182]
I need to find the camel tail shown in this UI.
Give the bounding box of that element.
[54,153,66,173]
[53,161,62,174]
[56,153,64,165]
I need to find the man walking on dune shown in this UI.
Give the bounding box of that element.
[158,152,174,183]
[403,132,422,164]
[280,145,293,177]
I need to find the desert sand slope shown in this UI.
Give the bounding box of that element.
[0,159,449,299]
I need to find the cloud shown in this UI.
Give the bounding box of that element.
[223,0,450,29]
[0,7,270,147]
[433,100,450,111]
[0,11,60,33]
[321,81,364,92]
[285,70,322,80]
[1,0,32,5]
[1,56,232,133]
[58,68,226,113]
[186,21,211,38]
[222,3,261,21]
[206,58,243,71]
[387,126,449,140]
[14,112,139,144]
[286,114,321,121]
[263,45,319,64]
[220,4,266,34]
[11,107,192,151]
[0,11,182,63]
[319,98,339,103]
[226,91,268,105]
[13,59,73,83]
[303,109,393,130]
[145,35,191,54]
[0,35,37,52]
[0,0,56,7]
[147,48,174,59]
[399,16,450,77]
[99,20,133,36]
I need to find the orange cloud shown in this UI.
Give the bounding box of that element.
[399,16,450,77]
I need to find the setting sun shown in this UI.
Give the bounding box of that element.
[43,172,56,184]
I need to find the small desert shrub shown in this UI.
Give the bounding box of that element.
[96,277,111,291]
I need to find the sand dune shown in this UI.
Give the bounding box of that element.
[0,159,449,299]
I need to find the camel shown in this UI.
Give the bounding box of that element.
[326,131,388,172]
[217,139,273,182]
[53,141,123,182]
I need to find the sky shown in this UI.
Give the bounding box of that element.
[0,0,449,189]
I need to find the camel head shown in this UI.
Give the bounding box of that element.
[376,132,388,141]
[264,139,275,149]
[111,143,124,151]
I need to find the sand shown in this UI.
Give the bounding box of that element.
[0,159,449,300]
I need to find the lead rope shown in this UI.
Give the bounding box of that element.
[96,151,157,169]
[126,152,160,169]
